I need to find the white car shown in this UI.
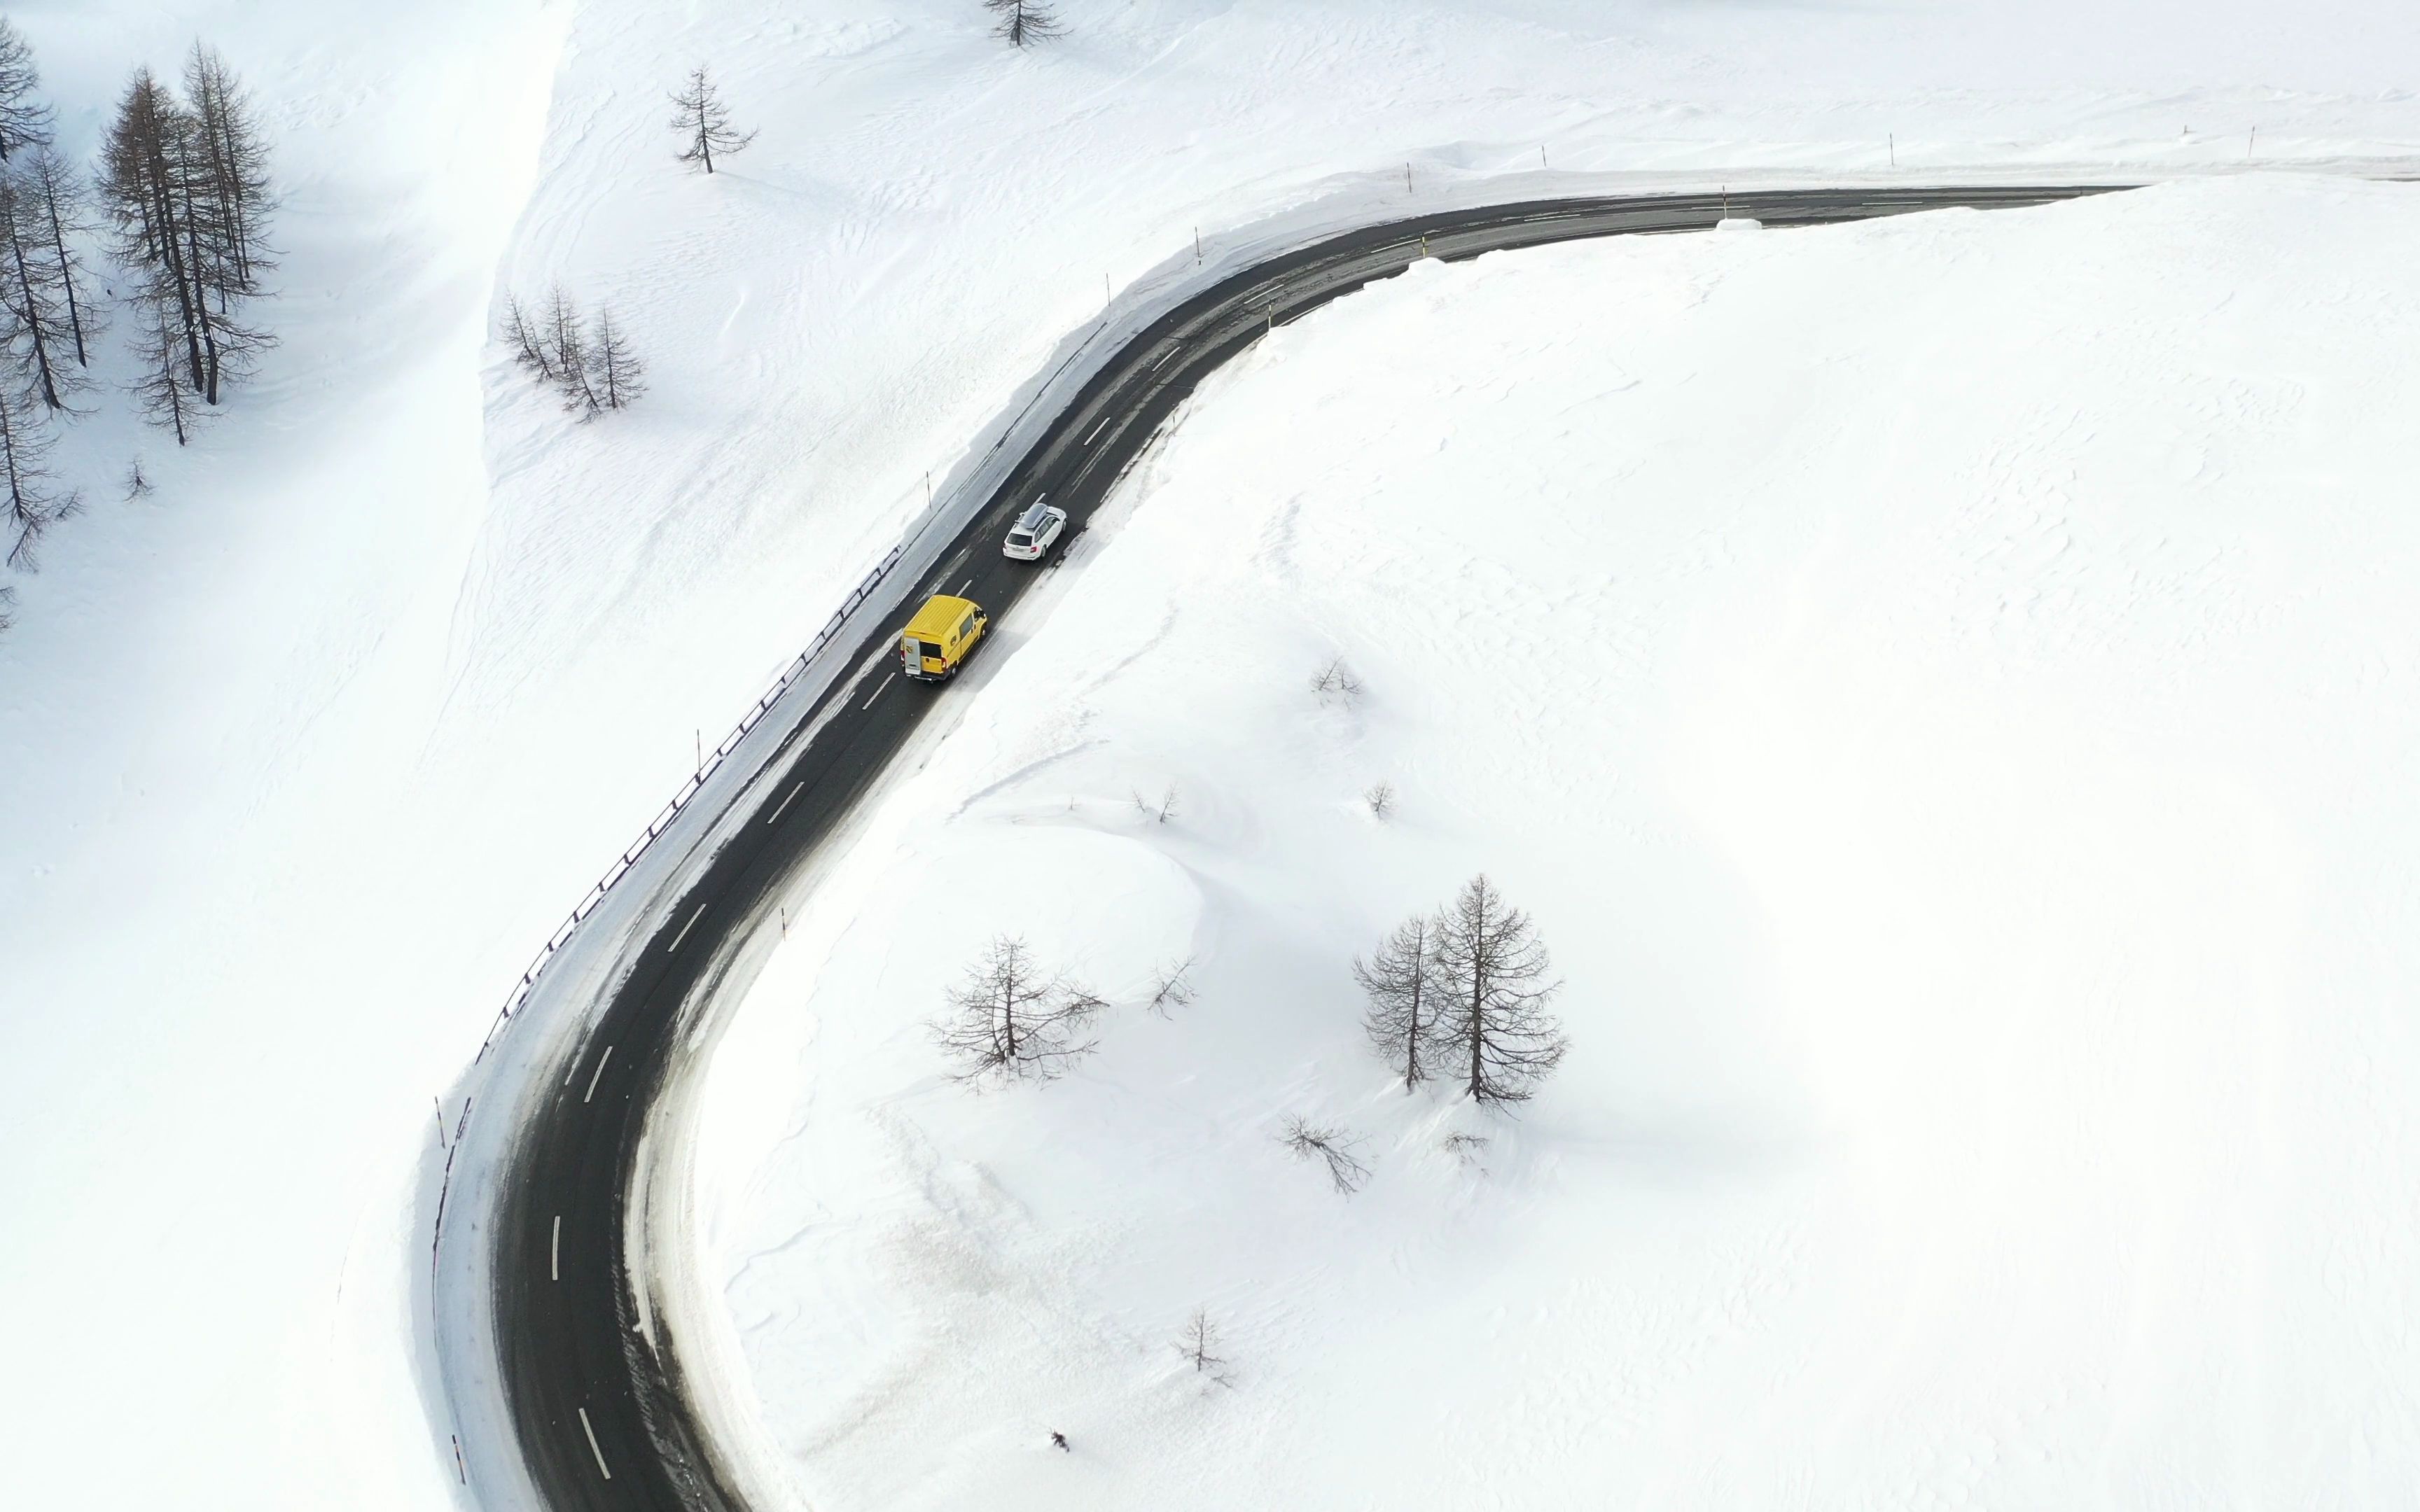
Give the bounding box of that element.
[1002,498,1068,561]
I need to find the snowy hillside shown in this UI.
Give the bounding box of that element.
[699,176,2420,1508]
[0,0,2414,1508]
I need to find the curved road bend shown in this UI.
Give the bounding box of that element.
[489,183,2124,1511]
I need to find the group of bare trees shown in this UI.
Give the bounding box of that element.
[934,875,1569,1111]
[102,47,274,417]
[502,287,646,419]
[0,22,274,580]
[930,883,1561,1398]
[1357,875,1568,1105]
[1257,877,1562,1203]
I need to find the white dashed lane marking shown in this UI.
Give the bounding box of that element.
[578,1406,611,1480]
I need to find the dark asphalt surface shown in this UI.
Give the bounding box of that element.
[488,183,2123,1512]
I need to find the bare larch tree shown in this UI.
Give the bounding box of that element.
[984,0,1066,48]
[0,171,83,410]
[183,44,276,295]
[127,294,199,446]
[931,935,1105,1084]
[543,284,601,416]
[22,148,101,367]
[1355,913,1441,1092]
[1432,874,1568,1106]
[587,304,646,411]
[0,20,55,164]
[1175,1308,1232,1383]
[669,66,755,174]
[0,387,72,568]
[501,292,557,381]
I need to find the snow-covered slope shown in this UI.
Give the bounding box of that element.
[0,4,563,1508]
[700,175,2420,1508]
[0,0,2415,1508]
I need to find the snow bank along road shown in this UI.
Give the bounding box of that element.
[482,183,2120,1512]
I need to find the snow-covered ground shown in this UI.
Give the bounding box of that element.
[1,0,2416,1507]
[702,174,2420,1508]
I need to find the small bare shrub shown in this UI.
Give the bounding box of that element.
[1148,957,1196,1016]
[1311,657,1363,704]
[1280,1114,1371,1195]
[1363,780,1396,820]
[1174,1308,1233,1384]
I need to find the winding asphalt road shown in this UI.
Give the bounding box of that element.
[487,182,2123,1511]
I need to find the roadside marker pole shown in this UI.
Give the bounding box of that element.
[434,1096,447,1149]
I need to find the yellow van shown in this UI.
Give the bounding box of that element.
[899,594,989,681]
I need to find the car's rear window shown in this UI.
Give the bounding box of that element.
[1008,532,1031,547]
